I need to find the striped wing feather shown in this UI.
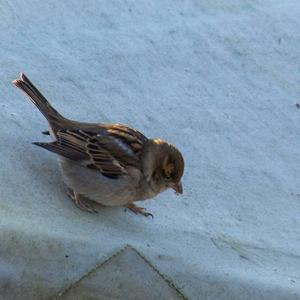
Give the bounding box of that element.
[35,124,148,179]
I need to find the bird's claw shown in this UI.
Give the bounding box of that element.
[126,204,153,218]
[67,188,98,213]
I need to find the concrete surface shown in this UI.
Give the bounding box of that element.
[0,0,300,299]
[58,246,185,300]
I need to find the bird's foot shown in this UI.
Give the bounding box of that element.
[67,188,98,213]
[126,203,153,218]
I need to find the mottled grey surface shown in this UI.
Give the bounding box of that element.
[58,246,184,300]
[0,0,300,299]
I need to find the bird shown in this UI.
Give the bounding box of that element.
[12,73,184,217]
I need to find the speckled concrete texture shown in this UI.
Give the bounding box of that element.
[0,1,300,299]
[58,246,185,300]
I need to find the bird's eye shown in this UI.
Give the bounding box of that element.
[164,172,172,181]
[164,163,175,181]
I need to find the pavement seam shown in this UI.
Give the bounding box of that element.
[54,244,188,299]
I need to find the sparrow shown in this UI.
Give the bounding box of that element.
[12,73,184,217]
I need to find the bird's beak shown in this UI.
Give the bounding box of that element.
[170,181,183,195]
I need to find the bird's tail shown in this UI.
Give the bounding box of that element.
[12,73,67,131]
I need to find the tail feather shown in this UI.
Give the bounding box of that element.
[12,73,66,132]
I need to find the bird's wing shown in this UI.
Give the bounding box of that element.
[34,124,148,179]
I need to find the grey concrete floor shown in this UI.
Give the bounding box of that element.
[0,0,300,299]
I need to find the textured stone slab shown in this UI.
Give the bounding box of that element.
[1,0,300,299]
[58,246,185,300]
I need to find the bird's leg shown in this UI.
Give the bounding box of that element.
[67,188,98,213]
[126,203,153,218]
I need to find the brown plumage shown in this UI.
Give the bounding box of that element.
[13,73,184,217]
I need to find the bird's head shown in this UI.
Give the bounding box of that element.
[143,139,184,195]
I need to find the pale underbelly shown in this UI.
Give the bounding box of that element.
[58,157,155,206]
